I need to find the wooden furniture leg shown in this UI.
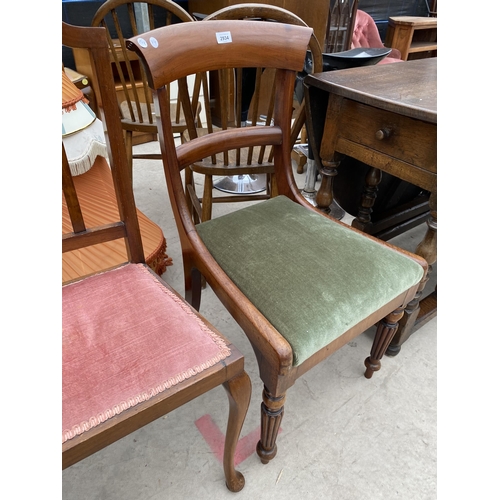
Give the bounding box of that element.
[387,191,437,355]
[339,166,437,356]
[351,166,383,233]
[315,156,343,214]
[364,306,404,378]
[223,371,252,492]
[256,387,286,464]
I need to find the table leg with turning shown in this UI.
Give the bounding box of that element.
[387,191,437,355]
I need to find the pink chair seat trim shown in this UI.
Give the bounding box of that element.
[62,264,231,443]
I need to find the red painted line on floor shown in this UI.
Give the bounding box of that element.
[195,414,282,466]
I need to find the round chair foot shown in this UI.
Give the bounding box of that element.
[226,471,245,492]
[364,356,380,379]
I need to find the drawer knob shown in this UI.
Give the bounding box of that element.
[375,128,392,140]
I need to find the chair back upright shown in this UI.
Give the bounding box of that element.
[62,22,144,274]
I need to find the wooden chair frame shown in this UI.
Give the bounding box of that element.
[62,21,251,492]
[127,19,427,465]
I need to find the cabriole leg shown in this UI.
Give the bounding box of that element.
[222,371,252,492]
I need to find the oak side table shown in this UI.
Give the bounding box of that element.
[385,16,437,61]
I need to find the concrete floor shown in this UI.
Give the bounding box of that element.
[62,141,437,500]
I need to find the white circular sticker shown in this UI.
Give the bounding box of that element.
[137,37,147,48]
[150,37,159,48]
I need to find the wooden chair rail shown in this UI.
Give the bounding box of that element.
[176,126,284,170]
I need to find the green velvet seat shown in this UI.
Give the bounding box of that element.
[197,195,424,366]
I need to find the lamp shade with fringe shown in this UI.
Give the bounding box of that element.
[61,69,172,280]
[62,69,107,176]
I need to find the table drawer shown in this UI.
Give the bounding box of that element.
[338,100,437,173]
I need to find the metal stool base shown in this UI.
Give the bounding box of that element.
[214,174,267,194]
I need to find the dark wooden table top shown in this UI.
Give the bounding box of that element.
[305,58,437,123]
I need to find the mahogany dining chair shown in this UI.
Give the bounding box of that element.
[127,18,427,464]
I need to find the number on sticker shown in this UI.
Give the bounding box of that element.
[216,31,232,44]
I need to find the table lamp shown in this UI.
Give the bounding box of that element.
[61,68,172,281]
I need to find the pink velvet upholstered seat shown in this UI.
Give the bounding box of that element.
[351,10,402,64]
[62,263,231,442]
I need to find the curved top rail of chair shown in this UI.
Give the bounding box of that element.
[126,20,312,89]
[203,2,308,25]
[202,4,323,76]
[91,0,196,26]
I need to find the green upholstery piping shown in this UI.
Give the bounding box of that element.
[196,196,423,366]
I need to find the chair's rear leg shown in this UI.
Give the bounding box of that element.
[269,173,278,197]
[183,258,202,311]
[202,175,213,222]
[184,167,196,222]
[256,386,286,464]
[222,370,252,492]
[364,306,404,379]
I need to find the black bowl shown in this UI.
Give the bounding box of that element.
[295,47,392,102]
[315,47,392,72]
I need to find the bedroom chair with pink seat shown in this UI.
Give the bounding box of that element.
[62,21,251,492]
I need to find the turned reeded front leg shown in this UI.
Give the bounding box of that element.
[222,371,252,492]
[364,306,404,379]
[256,387,286,464]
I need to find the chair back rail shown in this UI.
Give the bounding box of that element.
[62,145,85,234]
[129,21,311,88]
